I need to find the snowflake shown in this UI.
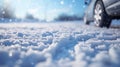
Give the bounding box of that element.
[60,0,64,5]
[83,5,86,8]
[9,19,12,22]
[2,11,5,14]
[1,18,4,21]
[72,0,75,3]
[69,4,73,8]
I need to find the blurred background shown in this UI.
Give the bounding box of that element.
[0,0,86,22]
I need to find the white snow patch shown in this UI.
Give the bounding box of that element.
[0,22,120,67]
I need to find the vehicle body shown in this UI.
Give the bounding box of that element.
[84,0,120,28]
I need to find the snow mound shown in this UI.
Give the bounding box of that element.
[0,22,120,67]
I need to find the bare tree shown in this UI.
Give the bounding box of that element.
[25,13,35,20]
[25,13,39,22]
[54,13,82,21]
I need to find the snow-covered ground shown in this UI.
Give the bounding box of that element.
[0,21,120,67]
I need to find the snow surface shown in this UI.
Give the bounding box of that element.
[0,21,120,67]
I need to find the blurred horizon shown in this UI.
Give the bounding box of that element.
[0,0,86,22]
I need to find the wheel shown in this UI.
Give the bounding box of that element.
[84,15,90,25]
[94,0,111,28]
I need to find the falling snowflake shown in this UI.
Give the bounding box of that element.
[83,5,86,8]
[69,4,73,8]
[72,0,75,3]
[60,0,64,5]
[2,11,5,14]
[9,19,12,22]
[0,18,4,21]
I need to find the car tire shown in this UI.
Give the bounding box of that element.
[104,17,111,28]
[84,15,90,25]
[94,0,111,28]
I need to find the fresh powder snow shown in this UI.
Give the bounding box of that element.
[0,21,120,67]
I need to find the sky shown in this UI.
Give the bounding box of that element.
[1,0,85,21]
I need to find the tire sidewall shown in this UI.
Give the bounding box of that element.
[94,0,106,27]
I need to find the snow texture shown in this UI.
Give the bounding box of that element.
[0,21,120,67]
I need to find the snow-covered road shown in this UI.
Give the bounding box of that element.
[0,21,120,67]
